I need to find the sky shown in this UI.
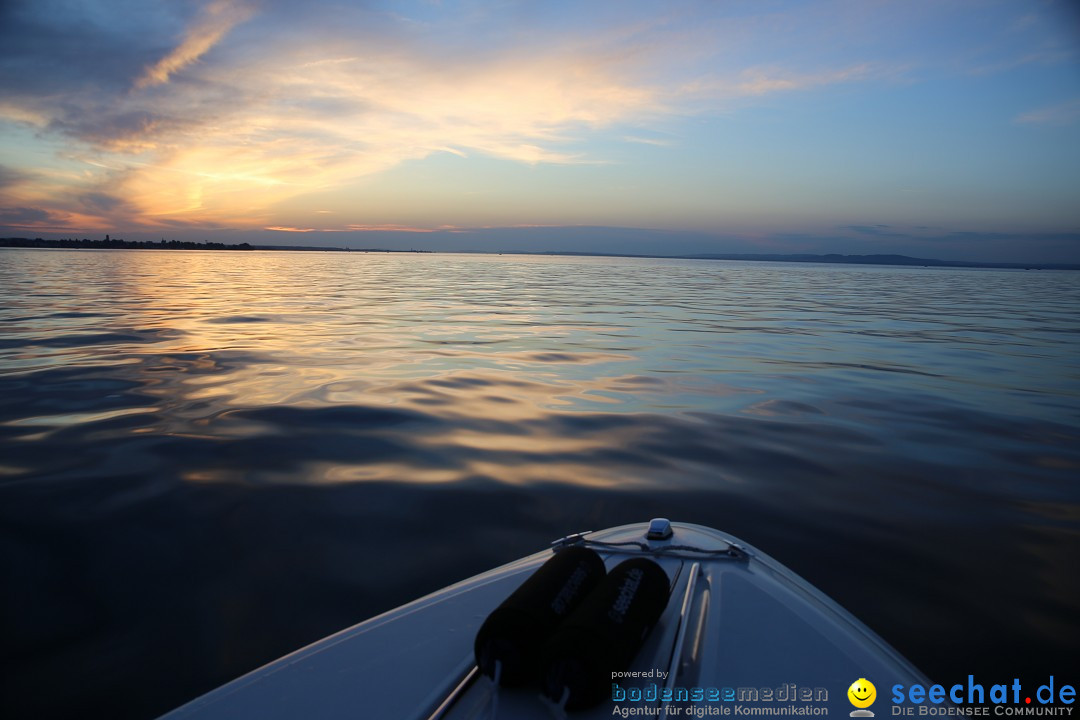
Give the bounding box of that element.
[1,0,1078,262]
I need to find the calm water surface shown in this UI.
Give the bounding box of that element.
[1,249,1078,718]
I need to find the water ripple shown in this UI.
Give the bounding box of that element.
[1,250,1078,719]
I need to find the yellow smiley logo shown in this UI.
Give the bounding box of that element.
[848,678,877,709]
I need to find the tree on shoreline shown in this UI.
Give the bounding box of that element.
[0,237,253,250]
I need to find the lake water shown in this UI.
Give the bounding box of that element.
[1,249,1078,718]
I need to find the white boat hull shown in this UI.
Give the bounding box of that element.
[161,521,927,719]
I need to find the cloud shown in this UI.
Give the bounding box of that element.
[48,109,188,152]
[101,43,898,228]
[344,224,444,233]
[0,2,198,105]
[844,226,937,243]
[843,224,910,238]
[732,63,877,96]
[0,205,68,229]
[0,164,27,190]
[1015,98,1080,126]
[623,135,672,147]
[134,0,254,89]
[672,60,903,110]
[264,223,459,233]
[0,1,900,232]
[79,192,134,215]
[1,0,1075,253]
[968,48,1077,77]
[49,35,670,227]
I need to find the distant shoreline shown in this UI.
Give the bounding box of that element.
[2,237,1076,270]
[0,237,255,251]
[526,250,1080,271]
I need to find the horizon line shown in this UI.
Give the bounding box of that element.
[3,236,1078,270]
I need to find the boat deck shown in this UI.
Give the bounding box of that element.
[161,522,927,719]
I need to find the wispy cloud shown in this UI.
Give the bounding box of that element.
[1015,98,1080,126]
[1,0,1078,253]
[58,40,669,227]
[345,224,446,233]
[623,135,672,147]
[0,2,912,232]
[0,205,74,231]
[733,63,878,96]
[135,0,254,89]
[0,164,29,190]
[844,224,904,237]
[968,48,1076,77]
[266,223,461,233]
[674,60,899,106]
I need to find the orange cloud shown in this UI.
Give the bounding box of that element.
[101,44,670,228]
[678,62,881,100]
[135,0,253,90]
[264,224,463,233]
[735,63,875,96]
[0,5,900,233]
[345,224,446,233]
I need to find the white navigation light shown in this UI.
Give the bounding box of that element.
[646,518,673,540]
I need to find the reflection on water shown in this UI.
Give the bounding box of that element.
[1,249,1078,718]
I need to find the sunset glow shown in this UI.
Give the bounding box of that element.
[1,0,1078,260]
